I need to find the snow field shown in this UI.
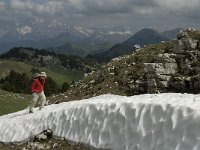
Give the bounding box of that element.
[0,93,200,150]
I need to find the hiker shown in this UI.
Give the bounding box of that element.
[29,72,47,113]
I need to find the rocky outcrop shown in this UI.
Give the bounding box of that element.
[49,28,200,103]
[1,130,90,150]
[144,62,177,93]
[144,28,200,93]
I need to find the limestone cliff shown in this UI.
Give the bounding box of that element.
[144,28,200,93]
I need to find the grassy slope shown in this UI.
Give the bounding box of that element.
[0,59,84,87]
[0,89,31,116]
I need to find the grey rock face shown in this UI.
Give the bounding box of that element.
[144,28,200,93]
[144,63,177,75]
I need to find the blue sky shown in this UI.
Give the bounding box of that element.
[0,0,200,30]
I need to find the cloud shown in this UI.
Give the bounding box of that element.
[42,0,155,15]
[0,0,200,30]
[50,0,200,20]
[0,1,6,11]
[10,0,26,10]
[7,0,62,16]
[4,0,200,18]
[155,0,200,10]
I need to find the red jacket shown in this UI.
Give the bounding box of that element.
[31,78,45,93]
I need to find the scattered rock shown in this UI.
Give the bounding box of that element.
[34,130,52,142]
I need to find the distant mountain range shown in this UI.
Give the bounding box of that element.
[0,19,182,59]
[0,19,134,56]
[87,28,182,62]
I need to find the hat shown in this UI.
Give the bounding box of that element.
[35,72,47,77]
[40,72,47,77]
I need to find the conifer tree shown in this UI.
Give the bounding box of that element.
[61,82,70,92]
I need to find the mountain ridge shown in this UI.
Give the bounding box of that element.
[0,23,134,56]
[87,28,171,62]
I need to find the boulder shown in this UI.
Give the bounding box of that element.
[190,76,200,90]
[177,30,189,39]
[155,74,172,81]
[147,78,157,93]
[157,80,168,88]
[172,40,186,53]
[168,77,186,92]
[182,38,198,50]
[34,130,52,142]
[198,40,200,49]
[156,53,177,63]
[144,63,177,75]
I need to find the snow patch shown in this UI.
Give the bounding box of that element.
[108,31,133,35]
[74,26,91,36]
[17,26,32,35]
[1,93,200,150]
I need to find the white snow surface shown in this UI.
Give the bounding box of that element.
[1,93,200,150]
